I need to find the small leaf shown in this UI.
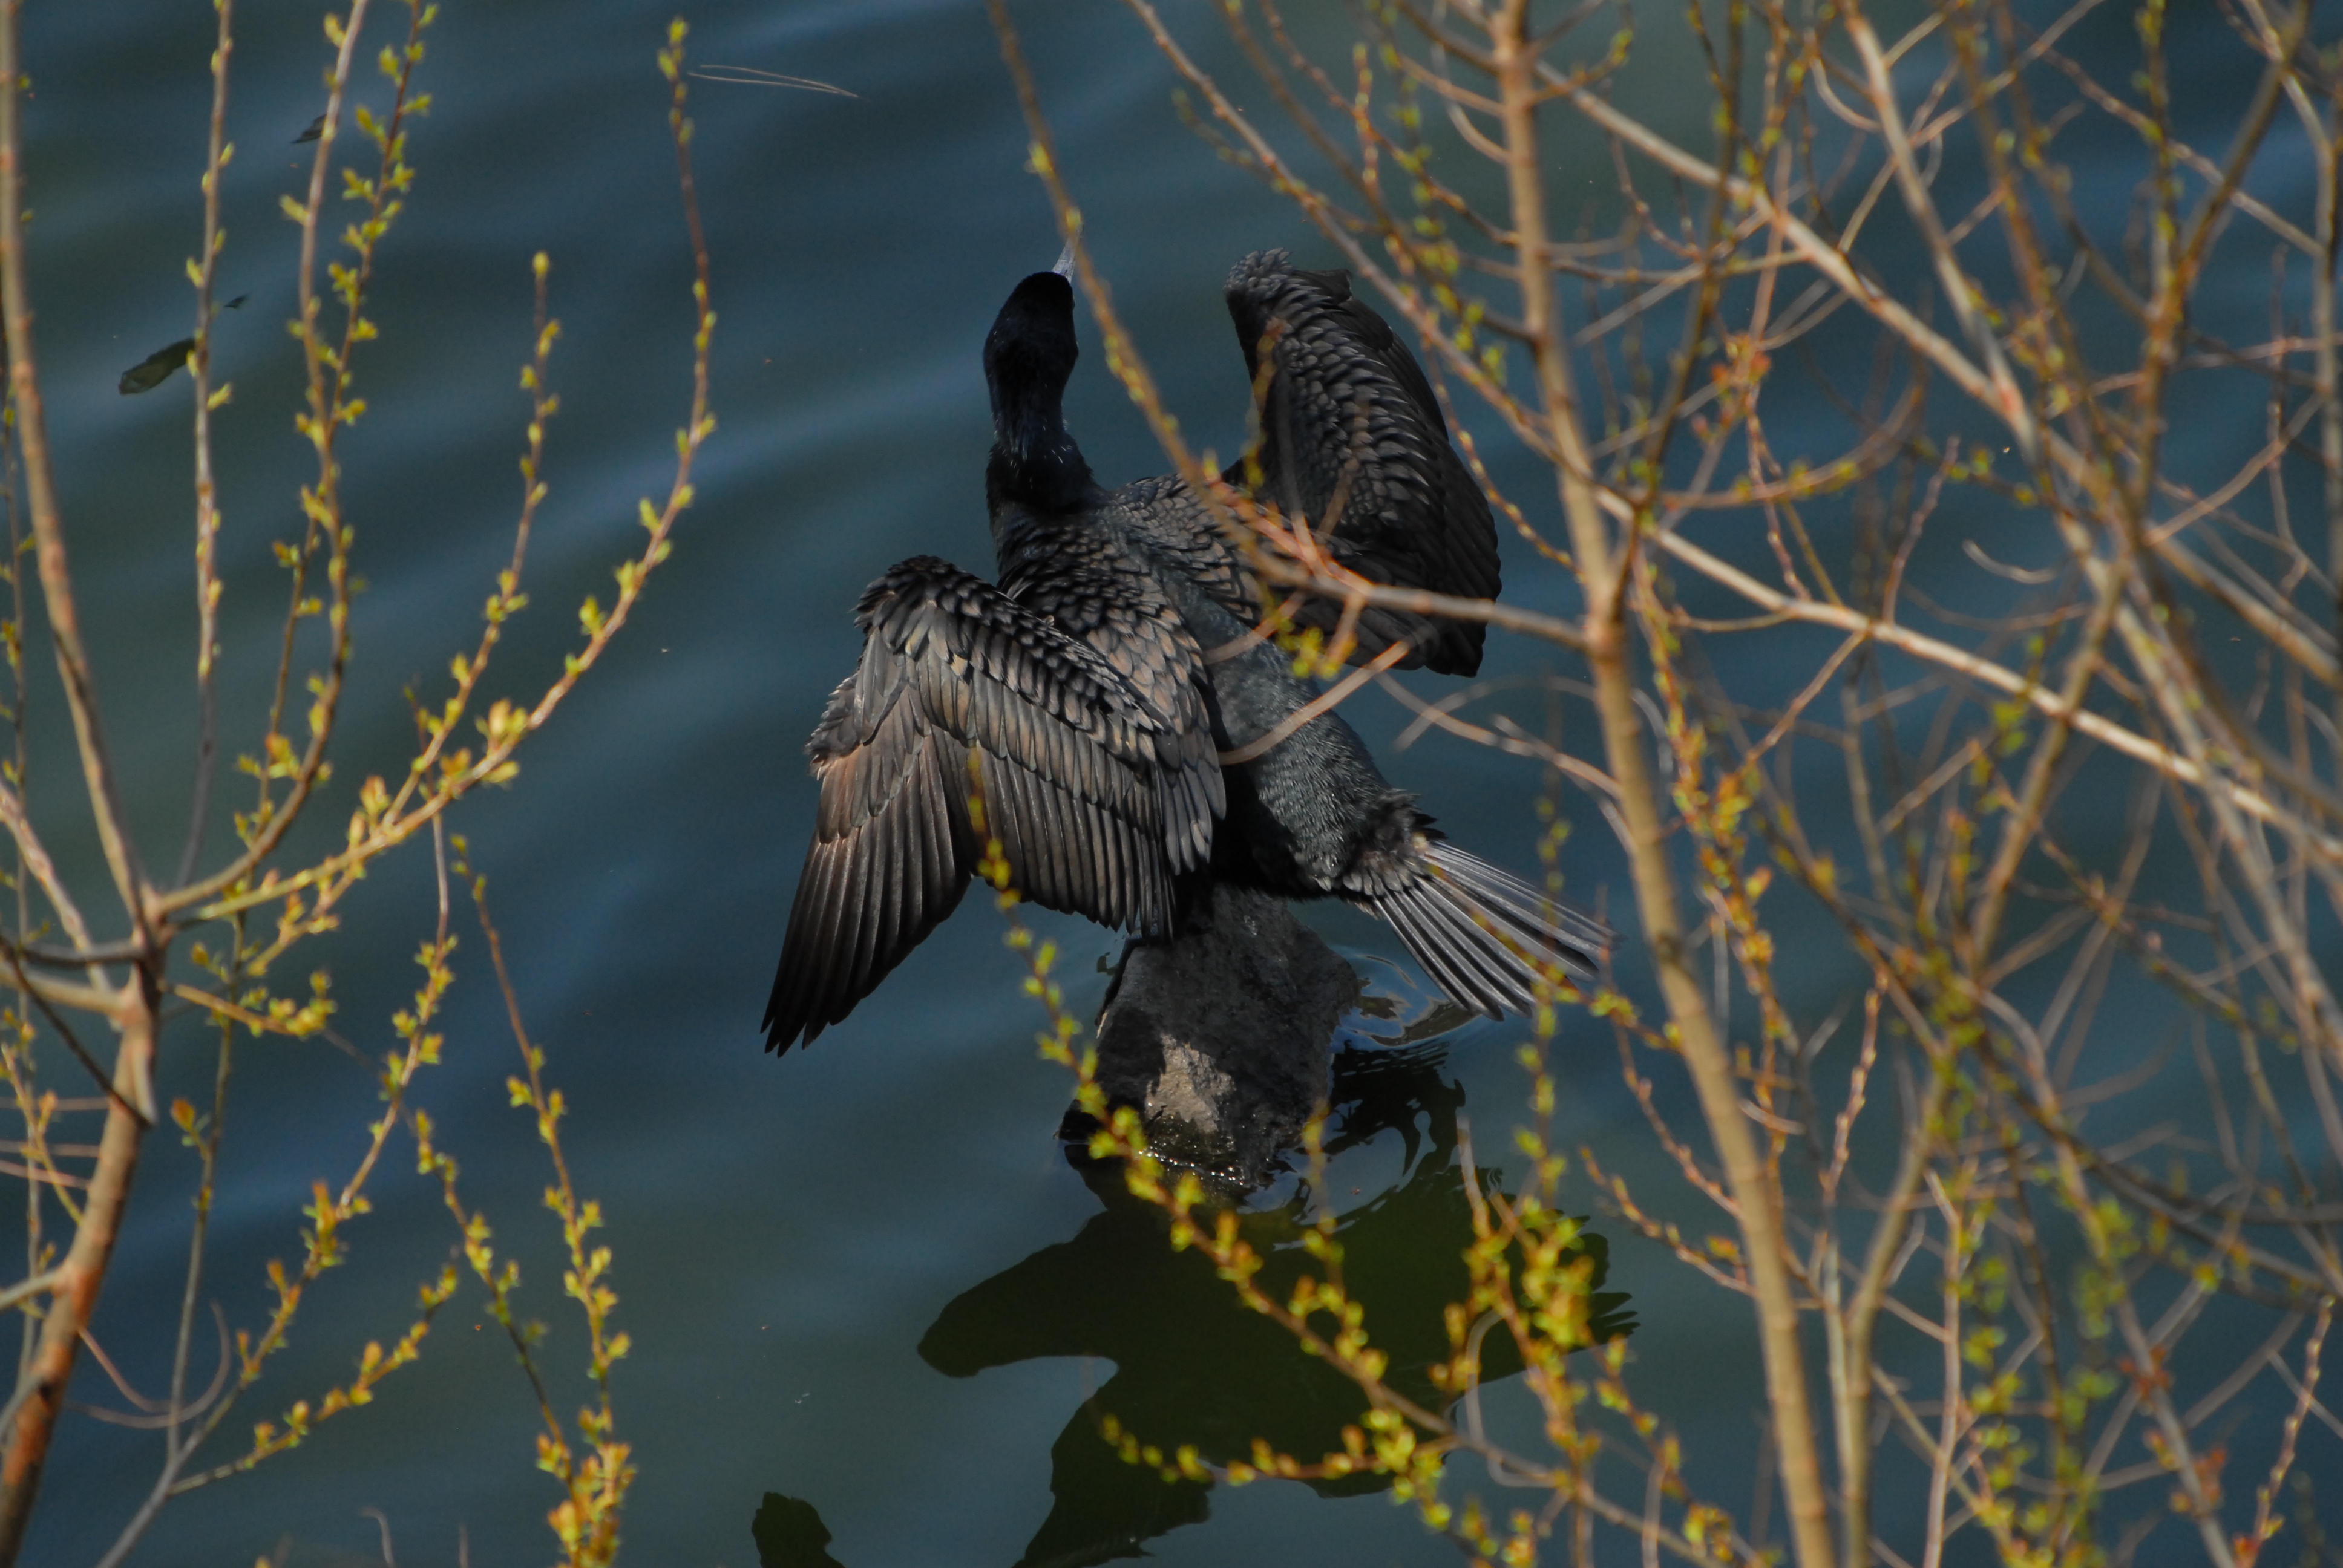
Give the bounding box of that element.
[118,338,195,395]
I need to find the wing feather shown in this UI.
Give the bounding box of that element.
[765,556,1216,1052]
[870,784,911,992]
[1221,249,1502,677]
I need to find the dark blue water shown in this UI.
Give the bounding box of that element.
[21,1,2327,1564]
[29,4,1682,1562]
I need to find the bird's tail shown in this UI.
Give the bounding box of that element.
[1369,843,1610,1018]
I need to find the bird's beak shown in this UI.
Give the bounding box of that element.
[1051,238,1076,278]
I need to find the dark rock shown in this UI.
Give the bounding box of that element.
[1072,883,1360,1193]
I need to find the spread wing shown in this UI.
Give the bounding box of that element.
[1221,249,1501,677]
[764,556,1219,1054]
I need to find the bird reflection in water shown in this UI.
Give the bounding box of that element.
[905,1041,1635,1568]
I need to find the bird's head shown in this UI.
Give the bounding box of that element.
[984,267,1094,511]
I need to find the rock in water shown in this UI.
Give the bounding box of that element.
[1073,883,1360,1192]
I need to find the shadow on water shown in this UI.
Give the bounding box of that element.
[751,1040,1634,1568]
[751,1494,847,1568]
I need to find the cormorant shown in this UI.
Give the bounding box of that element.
[763,252,1607,1053]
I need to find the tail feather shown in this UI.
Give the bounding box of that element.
[1427,844,1611,977]
[1367,843,1610,1018]
[1379,883,1529,1016]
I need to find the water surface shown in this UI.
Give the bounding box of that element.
[19,2,2298,1564]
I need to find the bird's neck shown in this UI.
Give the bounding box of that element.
[986,396,1097,515]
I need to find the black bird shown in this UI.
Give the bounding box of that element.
[762,253,1606,1053]
[760,267,1224,1050]
[1080,255,1608,1013]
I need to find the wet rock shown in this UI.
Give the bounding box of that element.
[1069,884,1361,1193]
